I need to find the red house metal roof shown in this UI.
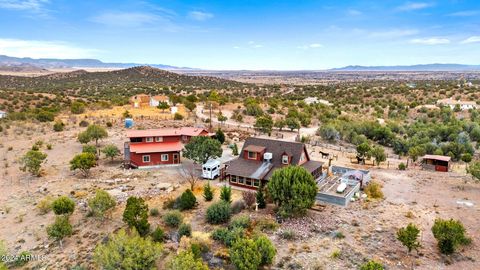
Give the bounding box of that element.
[126,127,208,138]
[422,155,451,162]
[130,141,183,154]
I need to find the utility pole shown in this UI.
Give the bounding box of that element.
[209,102,213,131]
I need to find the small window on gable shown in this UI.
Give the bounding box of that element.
[146,137,153,142]
[155,136,163,142]
[248,151,257,160]
[282,155,289,165]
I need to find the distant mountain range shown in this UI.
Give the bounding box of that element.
[0,55,192,70]
[330,64,480,72]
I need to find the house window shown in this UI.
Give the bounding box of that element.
[130,137,142,143]
[248,151,257,160]
[146,137,153,142]
[142,155,150,163]
[282,155,289,165]
[161,154,169,161]
[155,136,163,142]
[231,175,237,183]
[300,152,306,163]
[246,178,252,186]
[238,176,245,184]
[253,179,260,187]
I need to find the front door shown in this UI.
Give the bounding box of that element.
[173,153,179,164]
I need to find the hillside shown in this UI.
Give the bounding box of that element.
[331,63,480,71]
[0,66,248,100]
[0,54,189,69]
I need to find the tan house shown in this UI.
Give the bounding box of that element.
[436,98,478,110]
[150,95,170,107]
[130,94,151,108]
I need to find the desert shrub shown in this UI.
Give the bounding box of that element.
[230,215,251,229]
[163,197,176,209]
[53,121,64,132]
[37,195,54,215]
[149,208,159,217]
[19,150,47,177]
[46,144,52,150]
[179,189,196,210]
[229,238,261,270]
[151,227,165,243]
[256,218,279,232]
[52,196,75,216]
[461,153,473,163]
[106,122,113,128]
[254,234,276,266]
[231,199,246,214]
[163,210,183,228]
[279,230,296,240]
[220,185,232,203]
[206,201,231,224]
[174,112,184,120]
[46,216,73,246]
[167,250,209,270]
[267,166,317,217]
[364,181,384,199]
[212,227,245,247]
[203,182,214,201]
[122,197,150,236]
[94,229,162,270]
[431,218,471,254]
[71,101,86,114]
[79,120,89,127]
[12,251,32,267]
[70,153,96,177]
[101,144,120,161]
[360,260,384,270]
[398,162,406,170]
[178,223,192,239]
[256,187,266,209]
[396,223,421,253]
[88,190,116,220]
[242,191,256,208]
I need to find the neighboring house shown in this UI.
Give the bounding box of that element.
[421,155,451,172]
[225,137,323,189]
[124,127,209,168]
[130,94,151,108]
[436,98,478,110]
[150,95,170,107]
[304,97,332,106]
[0,110,6,119]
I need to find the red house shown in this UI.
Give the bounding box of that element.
[124,127,209,168]
[225,137,323,189]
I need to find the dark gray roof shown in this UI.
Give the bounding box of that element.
[226,137,323,180]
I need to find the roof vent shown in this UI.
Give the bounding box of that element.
[264,152,273,162]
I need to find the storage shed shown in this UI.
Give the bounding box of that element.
[421,155,451,172]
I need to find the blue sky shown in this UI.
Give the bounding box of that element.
[0,0,479,70]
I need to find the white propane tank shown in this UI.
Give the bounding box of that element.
[336,182,347,193]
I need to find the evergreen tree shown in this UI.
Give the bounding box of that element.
[122,197,150,236]
[256,186,266,209]
[203,181,214,201]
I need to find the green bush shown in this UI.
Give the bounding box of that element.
[206,201,231,224]
[167,250,209,270]
[53,121,64,132]
[229,215,251,229]
[151,227,165,243]
[360,260,384,270]
[212,227,245,247]
[179,189,196,210]
[122,197,150,236]
[254,234,276,266]
[231,199,246,214]
[431,218,471,254]
[220,185,232,203]
[52,196,75,215]
[163,210,183,228]
[13,251,32,267]
[88,190,116,219]
[229,238,261,270]
[396,223,421,253]
[178,223,192,239]
[149,208,159,217]
[364,181,384,199]
[398,162,406,170]
[203,182,214,201]
[256,187,266,209]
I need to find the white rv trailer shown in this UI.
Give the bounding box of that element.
[202,159,221,179]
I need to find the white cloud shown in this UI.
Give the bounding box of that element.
[246,41,264,48]
[460,36,480,44]
[297,43,323,50]
[370,29,419,38]
[347,9,362,16]
[397,2,433,11]
[188,11,213,21]
[233,46,240,49]
[91,11,160,27]
[410,37,450,45]
[448,10,480,17]
[0,38,96,59]
[0,0,50,15]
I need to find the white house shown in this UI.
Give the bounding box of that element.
[0,110,6,119]
[436,98,479,110]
